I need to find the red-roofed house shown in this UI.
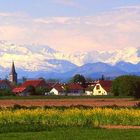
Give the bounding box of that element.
[85,80,112,95]
[12,87,27,96]
[50,83,84,95]
[21,79,46,88]
[50,83,64,95]
[67,83,84,95]
[12,79,47,96]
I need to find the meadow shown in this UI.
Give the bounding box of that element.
[0,107,139,133]
[0,127,140,140]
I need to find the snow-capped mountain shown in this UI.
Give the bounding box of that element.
[0,41,140,79]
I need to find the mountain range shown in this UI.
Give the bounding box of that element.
[0,41,140,81]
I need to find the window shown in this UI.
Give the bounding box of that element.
[96,85,100,90]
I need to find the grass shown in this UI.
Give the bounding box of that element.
[0,95,133,100]
[0,127,140,140]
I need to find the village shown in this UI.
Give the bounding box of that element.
[0,62,112,96]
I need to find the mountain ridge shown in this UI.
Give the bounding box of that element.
[0,41,140,80]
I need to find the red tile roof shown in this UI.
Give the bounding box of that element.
[21,79,46,88]
[67,83,84,90]
[96,80,112,92]
[52,83,64,92]
[12,87,26,93]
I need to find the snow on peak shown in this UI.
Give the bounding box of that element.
[0,41,140,72]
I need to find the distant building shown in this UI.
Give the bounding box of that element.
[12,79,47,96]
[85,80,112,96]
[9,62,17,84]
[50,83,84,95]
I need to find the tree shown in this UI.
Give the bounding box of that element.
[26,85,36,95]
[35,87,49,95]
[111,75,140,98]
[0,89,13,96]
[63,85,69,96]
[70,74,86,85]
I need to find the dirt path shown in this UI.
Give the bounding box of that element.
[101,125,140,129]
[0,98,139,107]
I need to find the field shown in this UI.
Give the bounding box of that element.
[0,127,140,140]
[0,96,139,140]
[0,108,139,130]
[0,96,139,107]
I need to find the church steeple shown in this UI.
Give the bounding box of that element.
[9,61,17,84]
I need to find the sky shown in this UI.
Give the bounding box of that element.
[0,0,140,52]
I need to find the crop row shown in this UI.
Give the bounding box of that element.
[0,108,139,126]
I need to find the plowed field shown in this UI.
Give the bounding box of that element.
[0,98,139,107]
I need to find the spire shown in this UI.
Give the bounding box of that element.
[10,61,16,74]
[9,61,17,84]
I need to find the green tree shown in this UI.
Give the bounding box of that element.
[0,89,13,96]
[111,75,140,98]
[70,74,86,85]
[63,85,69,96]
[26,85,36,95]
[35,87,49,95]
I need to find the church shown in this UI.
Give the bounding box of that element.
[9,61,18,84]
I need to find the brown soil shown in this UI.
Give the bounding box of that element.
[101,125,140,129]
[0,98,139,107]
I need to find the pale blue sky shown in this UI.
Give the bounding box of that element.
[0,0,139,17]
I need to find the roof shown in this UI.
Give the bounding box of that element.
[12,87,26,93]
[96,80,112,92]
[46,82,58,89]
[67,83,84,90]
[52,83,64,92]
[21,79,46,88]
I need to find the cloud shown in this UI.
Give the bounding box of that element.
[0,5,140,53]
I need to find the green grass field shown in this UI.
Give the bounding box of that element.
[0,127,140,140]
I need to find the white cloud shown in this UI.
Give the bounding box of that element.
[0,5,140,53]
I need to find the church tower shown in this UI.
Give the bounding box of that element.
[9,62,17,84]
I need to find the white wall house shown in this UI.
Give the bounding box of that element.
[93,83,107,95]
[85,83,108,96]
[50,88,60,95]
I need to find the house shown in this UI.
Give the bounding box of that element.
[12,87,27,96]
[85,80,112,96]
[0,80,12,90]
[50,83,84,96]
[12,79,47,96]
[21,79,46,88]
[67,83,84,95]
[50,83,64,95]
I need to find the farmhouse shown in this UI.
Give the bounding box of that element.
[12,79,47,96]
[50,83,84,95]
[85,80,112,96]
[67,83,84,95]
[12,87,27,96]
[50,83,64,95]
